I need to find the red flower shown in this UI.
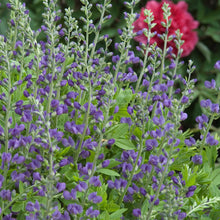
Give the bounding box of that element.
[133,0,199,57]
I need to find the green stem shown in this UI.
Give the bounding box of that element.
[46,37,56,114]
[119,110,145,206]
[159,29,168,84]
[145,144,174,220]
[0,185,35,218]
[74,81,92,166]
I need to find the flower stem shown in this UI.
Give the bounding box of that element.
[145,144,174,220]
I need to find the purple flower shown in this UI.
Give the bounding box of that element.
[75,181,88,192]
[145,139,158,151]
[132,208,141,217]
[186,185,196,197]
[127,106,133,115]
[171,176,179,185]
[0,190,11,201]
[98,153,104,160]
[214,60,220,70]
[67,203,83,215]
[180,112,188,121]
[12,153,25,164]
[205,79,216,89]
[51,99,59,108]
[153,116,165,126]
[102,160,110,168]
[181,96,189,104]
[120,117,133,126]
[56,182,66,192]
[89,176,101,187]
[26,202,35,212]
[86,206,100,218]
[148,155,159,166]
[52,209,61,219]
[88,192,102,203]
[94,110,104,122]
[206,135,218,146]
[200,99,212,108]
[191,155,202,165]
[174,210,187,220]
[211,103,219,113]
[6,3,12,9]
[184,137,196,147]
[2,152,11,163]
[0,174,4,188]
[112,55,120,63]
[114,106,119,114]
[33,172,41,182]
[63,191,72,200]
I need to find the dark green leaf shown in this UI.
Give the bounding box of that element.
[197,42,211,63]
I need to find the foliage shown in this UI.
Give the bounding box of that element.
[0,0,220,219]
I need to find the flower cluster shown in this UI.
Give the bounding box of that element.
[133,0,199,57]
[0,0,219,219]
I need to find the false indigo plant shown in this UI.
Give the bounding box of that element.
[0,0,220,219]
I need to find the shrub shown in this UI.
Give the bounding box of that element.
[0,0,220,219]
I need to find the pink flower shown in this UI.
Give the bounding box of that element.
[133,0,199,57]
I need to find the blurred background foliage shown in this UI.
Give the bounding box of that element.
[1,0,220,132]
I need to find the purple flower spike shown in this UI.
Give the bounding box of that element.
[192,155,202,165]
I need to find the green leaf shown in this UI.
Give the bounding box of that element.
[141,198,149,216]
[116,88,132,107]
[115,138,136,150]
[11,202,25,212]
[109,208,127,220]
[97,168,120,177]
[106,123,129,139]
[106,159,122,169]
[205,26,220,43]
[114,106,130,118]
[187,197,220,216]
[56,146,71,157]
[99,211,110,220]
[200,9,220,23]
[19,181,24,194]
[107,201,120,212]
[197,42,211,63]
